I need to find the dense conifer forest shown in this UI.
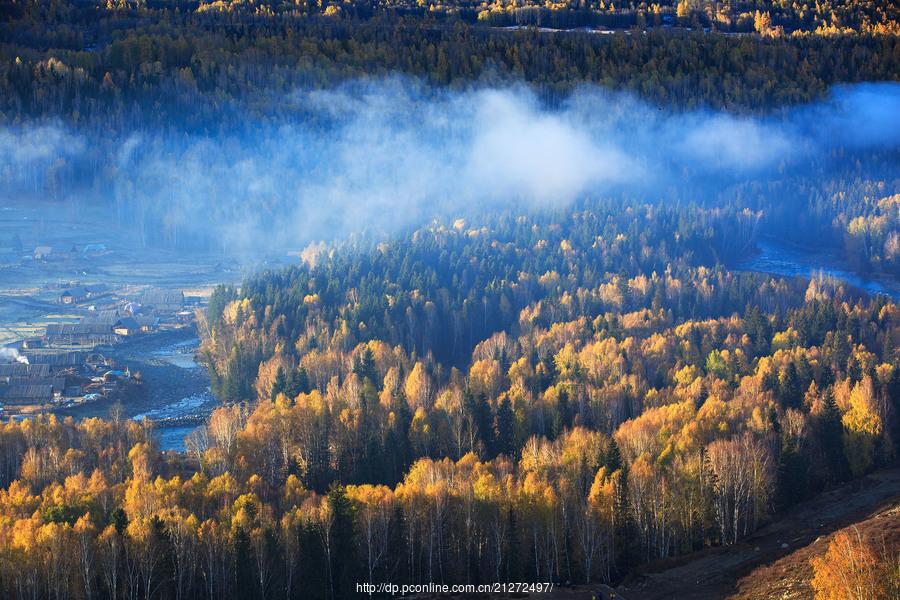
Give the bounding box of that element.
[2,2,900,124]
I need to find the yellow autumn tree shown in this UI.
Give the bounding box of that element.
[810,528,897,600]
[842,377,883,476]
[405,362,432,409]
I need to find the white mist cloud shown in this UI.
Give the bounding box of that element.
[467,89,637,206]
[0,124,83,187]
[810,83,900,149]
[1,80,898,257]
[678,115,794,171]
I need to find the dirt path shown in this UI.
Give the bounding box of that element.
[728,501,900,600]
[616,468,900,600]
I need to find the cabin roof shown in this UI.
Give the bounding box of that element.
[46,323,112,336]
[0,384,53,400]
[0,364,51,377]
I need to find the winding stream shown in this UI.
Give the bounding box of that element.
[57,328,217,452]
[736,238,900,299]
[129,333,217,452]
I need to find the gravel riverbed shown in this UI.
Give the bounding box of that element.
[55,327,219,451]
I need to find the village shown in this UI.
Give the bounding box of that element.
[0,279,203,419]
[0,201,275,445]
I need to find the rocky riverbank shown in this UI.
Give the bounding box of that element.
[55,327,219,450]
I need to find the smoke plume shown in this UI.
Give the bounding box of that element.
[0,349,29,365]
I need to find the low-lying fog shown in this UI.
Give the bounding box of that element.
[2,79,899,257]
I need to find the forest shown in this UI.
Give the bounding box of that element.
[2,3,900,125]
[3,0,899,34]
[1,0,900,599]
[1,201,899,598]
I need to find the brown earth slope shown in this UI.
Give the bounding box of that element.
[728,498,900,600]
[615,468,900,600]
[416,470,900,600]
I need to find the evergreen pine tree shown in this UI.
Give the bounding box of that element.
[780,362,802,409]
[285,366,310,398]
[271,366,286,401]
[494,397,515,456]
[605,438,622,472]
[552,386,571,439]
[820,387,849,484]
[234,526,256,600]
[326,484,357,599]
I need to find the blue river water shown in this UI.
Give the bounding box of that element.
[737,238,900,299]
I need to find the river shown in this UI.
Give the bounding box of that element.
[736,238,900,299]
[57,327,218,452]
